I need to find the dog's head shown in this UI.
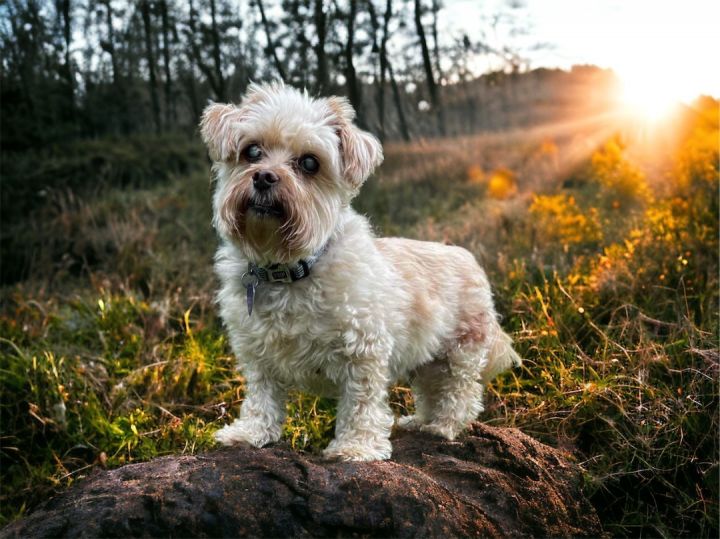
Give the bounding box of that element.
[200,83,383,263]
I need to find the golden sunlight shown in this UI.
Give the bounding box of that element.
[611,40,716,121]
[590,0,719,122]
[617,69,680,121]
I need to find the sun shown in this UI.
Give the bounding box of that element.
[619,74,676,121]
[616,68,682,122]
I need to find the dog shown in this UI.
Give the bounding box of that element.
[200,83,521,461]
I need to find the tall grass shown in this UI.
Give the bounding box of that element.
[0,135,206,284]
[1,102,718,535]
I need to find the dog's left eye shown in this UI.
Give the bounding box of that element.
[298,155,319,174]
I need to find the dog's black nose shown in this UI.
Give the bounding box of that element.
[253,170,279,191]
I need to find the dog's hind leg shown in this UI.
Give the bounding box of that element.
[397,354,486,439]
[407,317,521,439]
[396,359,448,431]
[415,346,487,440]
[400,313,496,439]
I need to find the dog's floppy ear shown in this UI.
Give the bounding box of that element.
[200,84,278,162]
[328,97,384,189]
[199,103,242,162]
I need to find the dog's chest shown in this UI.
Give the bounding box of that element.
[237,282,350,390]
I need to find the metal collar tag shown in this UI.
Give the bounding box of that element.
[241,270,259,316]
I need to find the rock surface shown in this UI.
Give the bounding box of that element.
[1,423,602,538]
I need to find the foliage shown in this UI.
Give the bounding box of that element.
[491,101,719,537]
[590,135,651,205]
[0,292,229,523]
[487,167,518,199]
[529,194,602,247]
[1,99,718,537]
[0,134,206,285]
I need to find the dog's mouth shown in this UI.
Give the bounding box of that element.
[248,198,284,218]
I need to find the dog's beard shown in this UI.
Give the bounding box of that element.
[247,196,284,218]
[218,173,340,263]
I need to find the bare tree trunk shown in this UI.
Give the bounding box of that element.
[183,64,201,126]
[100,0,129,133]
[6,1,36,119]
[101,0,120,88]
[313,0,329,93]
[209,0,226,101]
[125,11,141,91]
[187,0,221,100]
[379,0,391,139]
[58,0,74,119]
[413,0,445,136]
[255,0,286,82]
[160,0,174,128]
[387,61,410,141]
[366,0,382,136]
[141,0,162,134]
[367,0,409,141]
[344,0,364,128]
[367,0,388,141]
[431,0,442,86]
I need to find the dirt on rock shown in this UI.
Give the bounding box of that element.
[1,423,603,538]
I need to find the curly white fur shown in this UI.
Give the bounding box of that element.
[201,83,521,461]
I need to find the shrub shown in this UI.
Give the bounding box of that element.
[529,194,602,248]
[590,135,651,206]
[487,167,518,199]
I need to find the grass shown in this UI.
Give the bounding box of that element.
[1,101,718,536]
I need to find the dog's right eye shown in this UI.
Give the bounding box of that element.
[243,144,262,162]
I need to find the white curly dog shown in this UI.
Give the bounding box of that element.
[200,83,521,461]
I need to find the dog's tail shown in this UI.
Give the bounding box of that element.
[482,322,522,382]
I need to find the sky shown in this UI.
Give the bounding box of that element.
[441,0,720,100]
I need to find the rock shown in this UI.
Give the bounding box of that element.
[1,423,602,538]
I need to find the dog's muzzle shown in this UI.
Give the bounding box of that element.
[248,197,284,217]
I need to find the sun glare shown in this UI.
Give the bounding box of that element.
[617,69,681,122]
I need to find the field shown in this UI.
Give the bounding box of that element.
[1,99,718,536]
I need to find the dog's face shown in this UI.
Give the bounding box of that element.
[200,83,383,263]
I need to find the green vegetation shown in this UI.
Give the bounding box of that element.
[1,100,718,536]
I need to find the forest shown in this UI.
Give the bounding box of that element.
[1,0,718,537]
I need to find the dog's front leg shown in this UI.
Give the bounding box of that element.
[215,366,286,447]
[323,360,394,461]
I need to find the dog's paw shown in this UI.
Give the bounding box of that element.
[396,415,423,431]
[323,438,392,462]
[214,419,279,447]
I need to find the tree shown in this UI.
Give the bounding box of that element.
[98,0,119,85]
[367,0,409,141]
[313,0,330,93]
[208,0,225,100]
[56,0,75,121]
[159,0,175,128]
[431,0,442,86]
[0,0,543,146]
[343,0,364,127]
[185,0,226,101]
[278,0,316,90]
[256,0,287,82]
[140,0,162,133]
[413,0,445,136]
